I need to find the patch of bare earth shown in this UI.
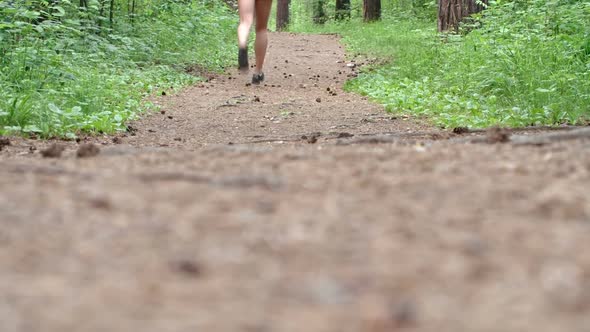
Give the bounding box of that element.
[1,33,589,332]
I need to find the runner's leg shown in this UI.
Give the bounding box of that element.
[254,0,272,74]
[238,0,255,48]
[238,0,255,70]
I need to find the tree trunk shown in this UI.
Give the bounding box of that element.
[438,0,487,32]
[276,0,290,31]
[335,0,350,20]
[109,0,115,28]
[363,0,381,22]
[130,0,136,24]
[98,0,105,28]
[312,0,326,24]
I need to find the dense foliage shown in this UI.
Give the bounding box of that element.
[3,0,588,137]
[0,0,236,137]
[291,0,590,128]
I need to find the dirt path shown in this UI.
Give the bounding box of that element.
[1,33,590,332]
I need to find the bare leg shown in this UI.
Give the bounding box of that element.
[254,0,272,74]
[237,0,254,49]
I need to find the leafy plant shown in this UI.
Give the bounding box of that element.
[290,0,590,128]
[0,0,237,138]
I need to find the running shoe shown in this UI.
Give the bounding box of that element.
[251,72,265,85]
[238,48,249,71]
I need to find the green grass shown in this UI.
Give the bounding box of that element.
[0,1,237,138]
[290,0,590,128]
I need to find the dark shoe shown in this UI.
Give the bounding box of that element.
[238,48,248,71]
[251,72,264,85]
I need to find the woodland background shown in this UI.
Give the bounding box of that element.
[1,0,589,137]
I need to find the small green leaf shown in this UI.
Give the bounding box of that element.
[23,125,42,133]
[48,103,63,114]
[52,6,66,17]
[4,126,22,132]
[22,11,41,19]
[71,106,82,115]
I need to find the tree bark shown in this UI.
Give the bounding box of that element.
[98,0,105,28]
[363,0,381,22]
[335,0,350,20]
[109,0,114,28]
[276,0,290,31]
[438,0,487,32]
[130,0,136,24]
[312,0,326,24]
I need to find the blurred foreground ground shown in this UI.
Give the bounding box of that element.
[1,33,589,332]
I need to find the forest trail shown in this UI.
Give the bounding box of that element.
[1,33,590,332]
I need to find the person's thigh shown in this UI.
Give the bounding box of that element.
[239,0,255,24]
[255,0,272,30]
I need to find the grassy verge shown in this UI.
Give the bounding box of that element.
[290,1,590,128]
[0,1,237,138]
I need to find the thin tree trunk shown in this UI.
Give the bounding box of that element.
[276,0,290,31]
[363,0,381,22]
[438,0,487,32]
[98,0,104,28]
[131,0,136,22]
[335,0,350,20]
[109,0,114,28]
[312,0,326,24]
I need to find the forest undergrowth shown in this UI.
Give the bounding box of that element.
[291,0,590,128]
[0,0,236,137]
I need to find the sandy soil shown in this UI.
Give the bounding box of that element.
[1,32,589,332]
